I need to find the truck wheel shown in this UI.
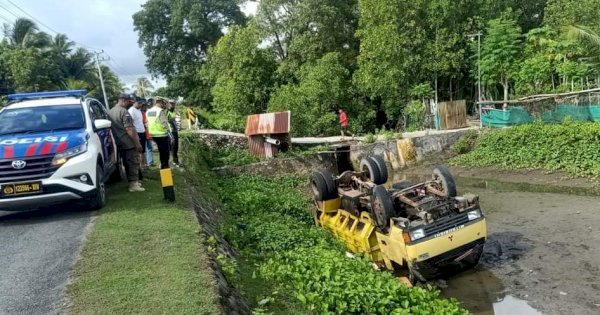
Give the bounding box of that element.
[432,165,457,197]
[88,166,107,211]
[318,170,337,198]
[360,157,382,184]
[311,171,336,201]
[392,180,413,190]
[369,156,389,184]
[370,185,394,229]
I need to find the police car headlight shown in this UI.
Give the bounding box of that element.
[467,209,482,221]
[52,143,88,166]
[409,229,426,241]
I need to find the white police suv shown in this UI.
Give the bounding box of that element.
[0,90,123,211]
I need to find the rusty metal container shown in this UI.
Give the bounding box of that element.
[245,111,291,158]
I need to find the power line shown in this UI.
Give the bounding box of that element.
[5,0,60,34]
[2,1,137,82]
[0,3,20,19]
[4,0,103,52]
[0,12,13,23]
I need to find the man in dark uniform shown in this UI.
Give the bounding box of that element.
[108,94,145,192]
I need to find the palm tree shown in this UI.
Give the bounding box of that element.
[566,25,600,49]
[66,48,95,81]
[51,34,74,56]
[132,76,154,98]
[2,18,50,49]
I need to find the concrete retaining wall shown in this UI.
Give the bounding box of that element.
[349,129,472,172]
[195,128,473,176]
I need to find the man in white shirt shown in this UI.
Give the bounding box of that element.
[129,97,146,178]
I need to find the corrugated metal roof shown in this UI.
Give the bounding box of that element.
[245,111,291,136]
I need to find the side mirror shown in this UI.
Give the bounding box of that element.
[94,119,112,130]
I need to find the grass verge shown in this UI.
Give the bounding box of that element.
[66,171,220,315]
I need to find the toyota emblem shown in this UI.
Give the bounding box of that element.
[12,160,26,170]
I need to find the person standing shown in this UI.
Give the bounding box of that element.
[129,97,146,175]
[187,107,197,130]
[167,100,180,166]
[339,109,349,138]
[147,98,173,169]
[109,94,145,192]
[141,101,154,168]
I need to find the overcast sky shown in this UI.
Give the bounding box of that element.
[0,0,258,89]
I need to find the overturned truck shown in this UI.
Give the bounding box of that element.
[311,156,487,282]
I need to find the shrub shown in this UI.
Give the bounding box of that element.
[451,121,600,177]
[404,100,426,132]
[452,130,479,154]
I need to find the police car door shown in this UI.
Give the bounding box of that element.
[89,100,117,175]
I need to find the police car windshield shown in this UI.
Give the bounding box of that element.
[0,104,85,136]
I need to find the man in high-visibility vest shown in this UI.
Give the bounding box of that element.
[146,98,173,169]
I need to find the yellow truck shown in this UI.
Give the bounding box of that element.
[310,156,487,282]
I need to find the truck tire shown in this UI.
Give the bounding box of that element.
[311,171,336,201]
[369,156,389,184]
[318,170,337,198]
[370,185,394,229]
[360,157,382,184]
[392,180,413,190]
[88,166,107,211]
[432,165,457,197]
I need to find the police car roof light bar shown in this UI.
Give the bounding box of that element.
[7,90,88,101]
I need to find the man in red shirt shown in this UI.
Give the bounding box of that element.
[339,109,349,138]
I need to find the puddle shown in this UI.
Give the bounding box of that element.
[441,269,543,315]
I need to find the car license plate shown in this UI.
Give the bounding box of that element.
[0,182,43,197]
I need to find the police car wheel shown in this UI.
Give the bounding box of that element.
[88,166,107,211]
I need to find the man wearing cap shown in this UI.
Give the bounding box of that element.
[109,94,145,192]
[167,100,180,166]
[147,97,173,169]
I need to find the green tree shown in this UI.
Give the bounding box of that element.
[133,0,246,104]
[353,0,405,120]
[257,0,358,80]
[200,23,277,131]
[481,13,523,103]
[269,52,351,136]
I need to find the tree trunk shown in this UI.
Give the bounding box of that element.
[502,80,509,110]
[449,77,453,101]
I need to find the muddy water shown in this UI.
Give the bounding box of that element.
[441,269,542,315]
[394,172,600,315]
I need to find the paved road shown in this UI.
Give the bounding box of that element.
[0,207,95,315]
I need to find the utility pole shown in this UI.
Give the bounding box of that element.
[94,51,110,109]
[467,32,483,127]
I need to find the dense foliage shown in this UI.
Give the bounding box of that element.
[135,0,600,136]
[452,121,600,177]
[182,140,468,314]
[0,18,123,104]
